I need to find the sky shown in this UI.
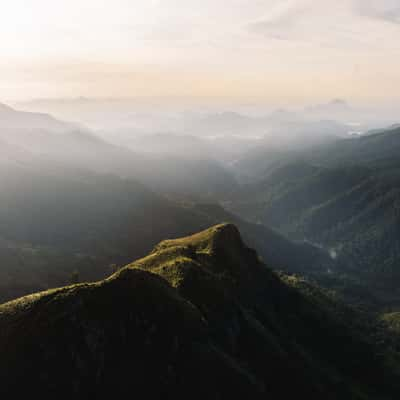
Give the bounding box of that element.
[1,0,400,104]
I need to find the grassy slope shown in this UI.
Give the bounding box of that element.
[0,159,332,303]
[1,224,399,399]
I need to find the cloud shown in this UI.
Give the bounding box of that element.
[246,1,310,40]
[357,0,400,25]
[245,0,400,52]
[126,23,196,42]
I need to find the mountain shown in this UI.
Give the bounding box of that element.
[307,126,400,168]
[0,103,238,199]
[0,102,78,133]
[186,110,348,149]
[0,150,331,303]
[124,132,239,162]
[9,129,237,198]
[230,123,349,183]
[364,124,400,136]
[0,150,228,302]
[184,111,264,136]
[227,126,400,308]
[382,312,400,334]
[229,161,372,232]
[305,98,352,117]
[0,224,398,399]
[124,132,271,164]
[126,133,211,156]
[189,203,333,275]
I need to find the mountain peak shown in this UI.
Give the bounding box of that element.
[208,222,242,244]
[125,223,263,293]
[154,223,243,254]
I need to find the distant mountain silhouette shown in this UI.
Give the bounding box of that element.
[0,102,78,132]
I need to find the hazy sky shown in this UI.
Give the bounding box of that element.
[1,0,400,103]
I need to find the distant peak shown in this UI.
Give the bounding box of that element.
[330,98,348,106]
[305,98,351,113]
[0,102,15,113]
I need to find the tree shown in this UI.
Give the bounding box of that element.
[109,263,120,274]
[70,270,80,284]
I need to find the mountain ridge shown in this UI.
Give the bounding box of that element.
[1,224,399,399]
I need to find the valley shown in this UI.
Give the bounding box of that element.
[1,101,400,398]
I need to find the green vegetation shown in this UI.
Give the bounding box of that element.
[3,106,400,398]
[382,312,400,333]
[227,127,400,309]
[0,158,331,303]
[1,224,399,399]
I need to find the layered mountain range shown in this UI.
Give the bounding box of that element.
[227,126,400,308]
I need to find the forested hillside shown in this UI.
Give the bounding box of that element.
[227,127,400,308]
[1,225,399,399]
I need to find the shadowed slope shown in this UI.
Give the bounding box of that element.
[0,224,399,399]
[0,266,259,399]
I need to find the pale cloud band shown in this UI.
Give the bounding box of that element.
[1,0,399,102]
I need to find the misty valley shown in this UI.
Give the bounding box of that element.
[3,1,400,396]
[1,98,400,398]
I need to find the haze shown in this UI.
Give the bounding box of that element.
[2,0,400,104]
[4,1,400,397]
